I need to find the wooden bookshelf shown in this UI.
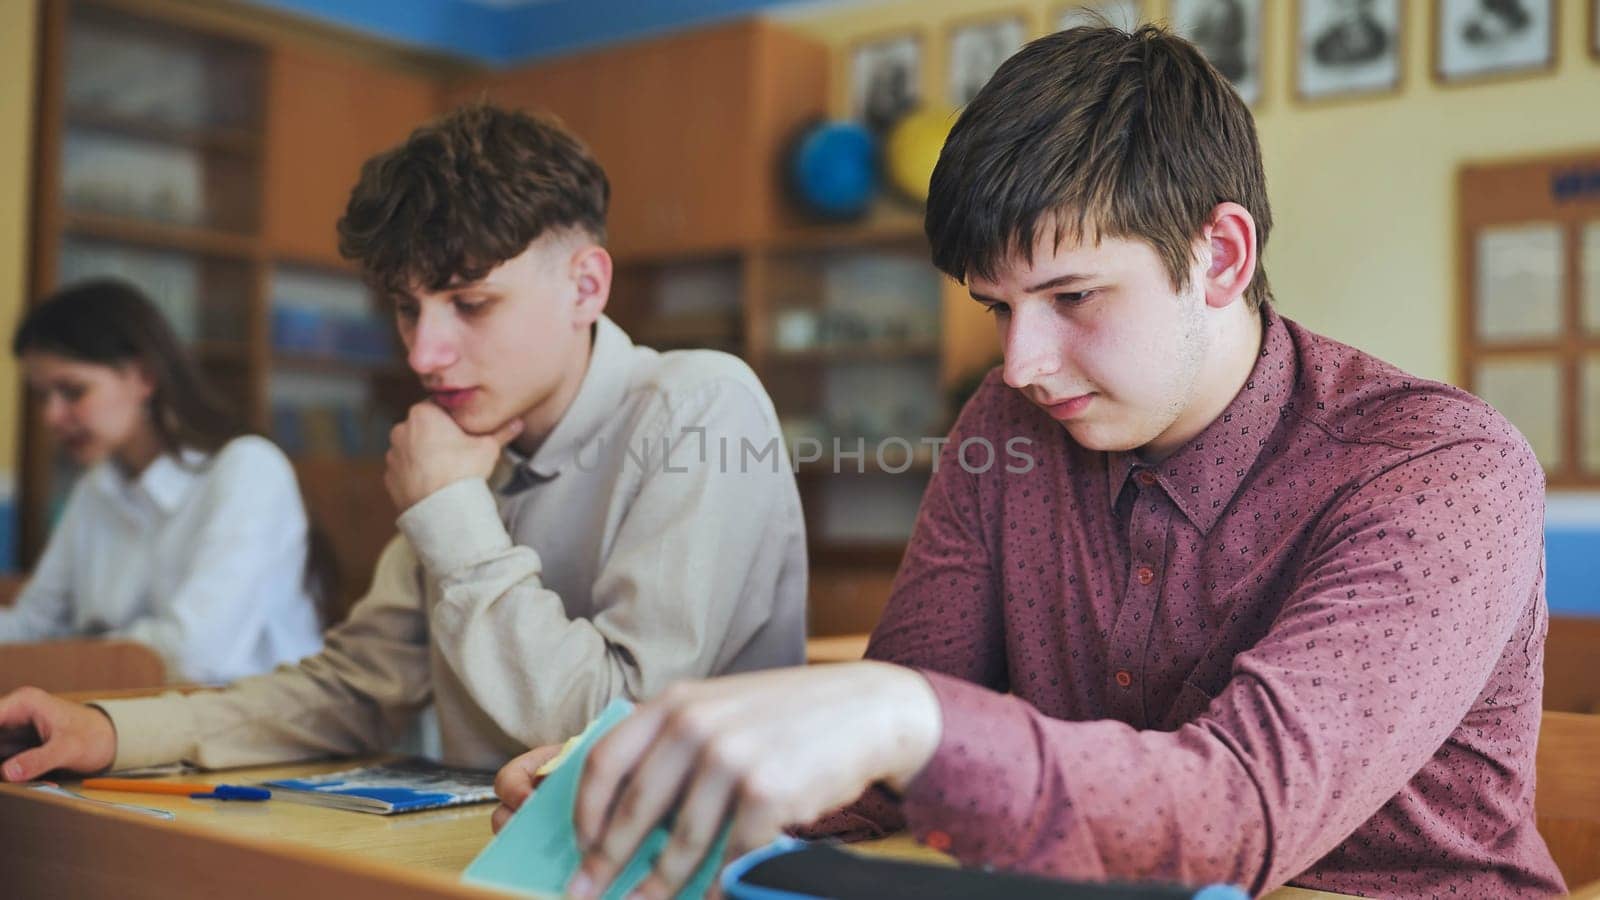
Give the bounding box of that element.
[23,0,272,564]
[22,0,448,615]
[63,105,260,155]
[191,340,254,366]
[22,3,991,636]
[769,339,942,365]
[760,207,925,251]
[270,350,410,380]
[60,210,262,259]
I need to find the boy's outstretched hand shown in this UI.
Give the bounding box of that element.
[563,662,940,900]
[0,686,117,782]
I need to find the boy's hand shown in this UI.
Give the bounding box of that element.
[384,402,523,511]
[491,742,567,833]
[568,663,942,900]
[0,686,118,781]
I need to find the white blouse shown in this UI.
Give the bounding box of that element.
[0,435,324,683]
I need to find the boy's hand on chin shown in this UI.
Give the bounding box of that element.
[384,402,522,510]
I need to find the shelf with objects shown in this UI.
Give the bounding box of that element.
[447,18,838,363]
[752,227,947,564]
[608,253,746,356]
[265,264,414,463]
[735,108,995,636]
[607,212,975,636]
[22,0,453,619]
[266,263,419,624]
[22,0,272,563]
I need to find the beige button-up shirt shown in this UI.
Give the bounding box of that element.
[100,316,808,770]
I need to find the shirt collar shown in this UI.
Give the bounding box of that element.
[509,315,634,485]
[94,447,207,514]
[1108,306,1295,535]
[1105,445,1141,508]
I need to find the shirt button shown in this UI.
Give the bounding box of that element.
[922,829,952,852]
[1115,670,1133,687]
[1136,470,1157,487]
[1135,566,1155,585]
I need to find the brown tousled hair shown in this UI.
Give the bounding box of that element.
[337,103,610,297]
[926,23,1273,310]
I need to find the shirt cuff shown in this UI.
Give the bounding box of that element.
[898,669,1041,866]
[395,477,512,577]
[93,694,199,771]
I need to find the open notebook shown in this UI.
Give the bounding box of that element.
[261,757,497,814]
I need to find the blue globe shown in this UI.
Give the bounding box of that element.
[788,121,879,220]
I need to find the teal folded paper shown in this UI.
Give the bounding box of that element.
[463,698,729,899]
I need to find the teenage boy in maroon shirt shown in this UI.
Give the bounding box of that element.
[493,24,1564,900]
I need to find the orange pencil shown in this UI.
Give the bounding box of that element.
[81,777,215,796]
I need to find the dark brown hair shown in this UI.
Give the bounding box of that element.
[337,103,610,297]
[926,23,1273,310]
[13,278,245,454]
[12,278,339,617]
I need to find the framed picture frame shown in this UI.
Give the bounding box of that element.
[1433,0,1556,84]
[1294,0,1404,102]
[1056,0,1145,32]
[946,13,1029,107]
[1170,0,1266,106]
[849,32,923,135]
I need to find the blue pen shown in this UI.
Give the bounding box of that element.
[188,785,272,802]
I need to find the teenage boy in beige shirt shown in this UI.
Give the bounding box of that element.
[0,104,807,778]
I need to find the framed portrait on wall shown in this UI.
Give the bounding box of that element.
[947,15,1028,107]
[1170,0,1265,105]
[850,32,922,134]
[1434,0,1555,83]
[1057,0,1144,32]
[1295,0,1404,101]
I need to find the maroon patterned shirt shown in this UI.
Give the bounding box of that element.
[845,309,1564,897]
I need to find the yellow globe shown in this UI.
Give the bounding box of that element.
[884,107,956,203]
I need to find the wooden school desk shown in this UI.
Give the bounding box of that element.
[0,757,1357,900]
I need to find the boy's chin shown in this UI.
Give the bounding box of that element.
[456,411,523,441]
[1061,420,1146,455]
[453,414,498,435]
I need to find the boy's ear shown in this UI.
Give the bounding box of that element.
[570,243,612,327]
[1200,202,1256,310]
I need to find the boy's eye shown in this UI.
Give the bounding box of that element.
[453,299,487,316]
[984,302,1010,317]
[394,303,420,321]
[1055,290,1095,306]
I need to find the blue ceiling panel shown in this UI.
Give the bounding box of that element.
[244,0,826,65]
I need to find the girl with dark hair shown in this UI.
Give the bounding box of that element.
[0,278,324,683]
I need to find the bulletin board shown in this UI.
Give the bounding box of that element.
[1458,148,1600,487]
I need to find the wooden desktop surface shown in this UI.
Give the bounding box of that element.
[0,757,1358,899]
